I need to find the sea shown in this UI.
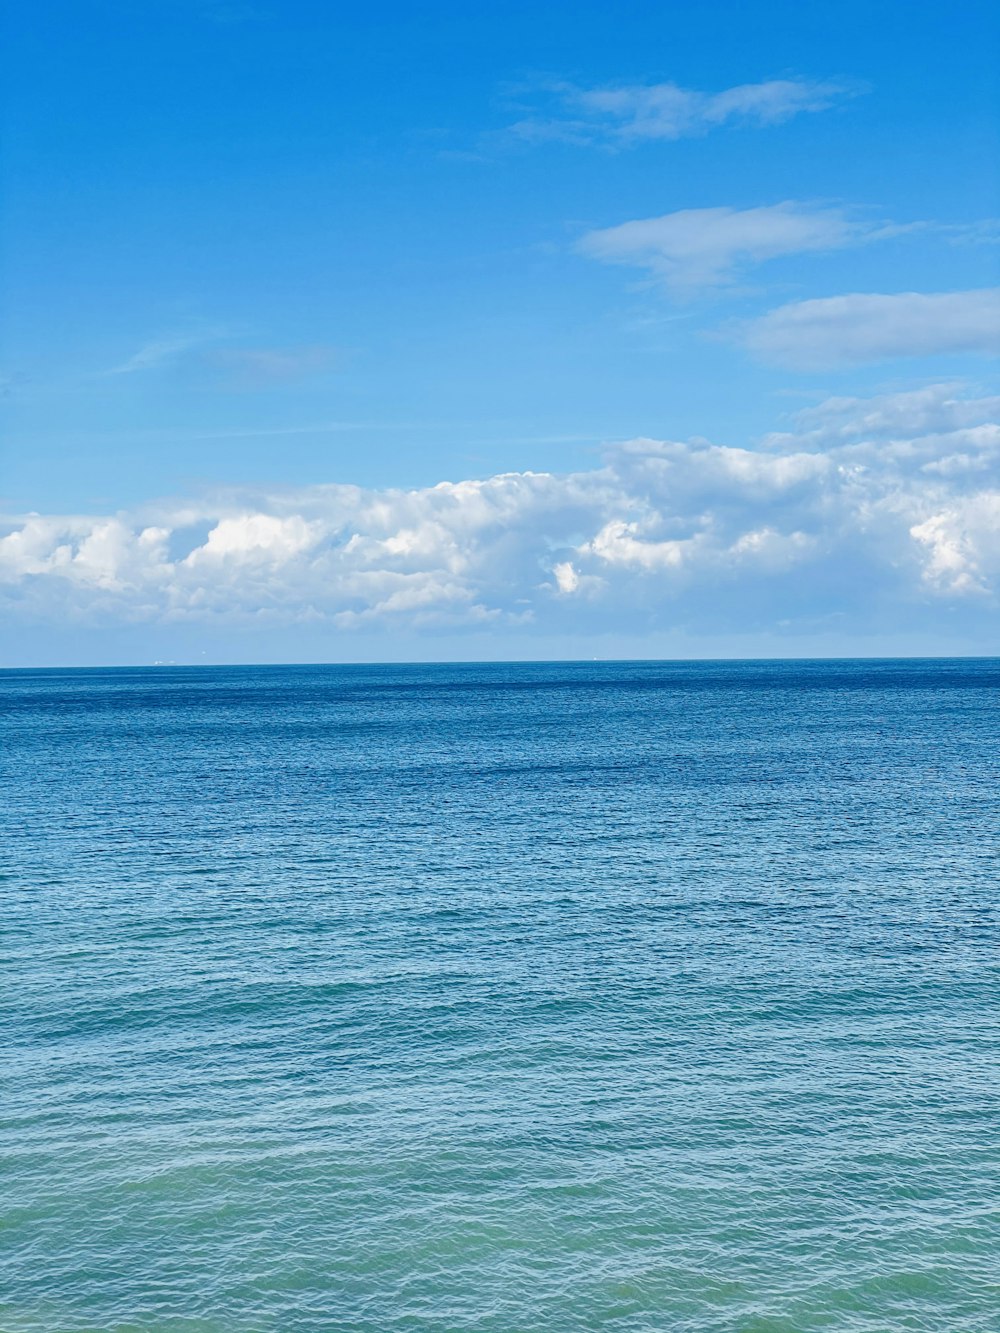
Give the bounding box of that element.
[2,659,998,1333]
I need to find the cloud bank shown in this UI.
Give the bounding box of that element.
[2,387,998,641]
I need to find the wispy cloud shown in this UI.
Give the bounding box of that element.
[737,288,1000,368]
[102,333,340,387]
[508,76,856,146]
[104,332,218,376]
[206,345,340,388]
[3,386,997,632]
[578,202,892,293]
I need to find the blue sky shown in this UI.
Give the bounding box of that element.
[2,0,999,664]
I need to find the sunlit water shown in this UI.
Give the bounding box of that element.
[3,660,999,1332]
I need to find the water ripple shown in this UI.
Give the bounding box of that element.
[2,660,998,1331]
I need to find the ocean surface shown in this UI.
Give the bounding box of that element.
[2,659,999,1333]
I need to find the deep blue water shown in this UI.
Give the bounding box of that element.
[2,659,999,1332]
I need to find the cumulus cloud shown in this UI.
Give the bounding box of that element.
[738,288,1000,368]
[578,202,884,293]
[2,387,997,639]
[909,497,1000,595]
[509,77,851,145]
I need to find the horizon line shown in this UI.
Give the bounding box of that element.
[2,653,998,672]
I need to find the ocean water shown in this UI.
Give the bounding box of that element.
[2,659,999,1333]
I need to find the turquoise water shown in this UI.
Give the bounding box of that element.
[2,660,999,1332]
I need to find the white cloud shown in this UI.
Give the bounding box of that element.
[185,513,322,564]
[739,288,1000,368]
[2,387,998,639]
[510,77,851,145]
[552,560,580,593]
[909,493,1000,595]
[764,383,1000,449]
[579,203,868,293]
